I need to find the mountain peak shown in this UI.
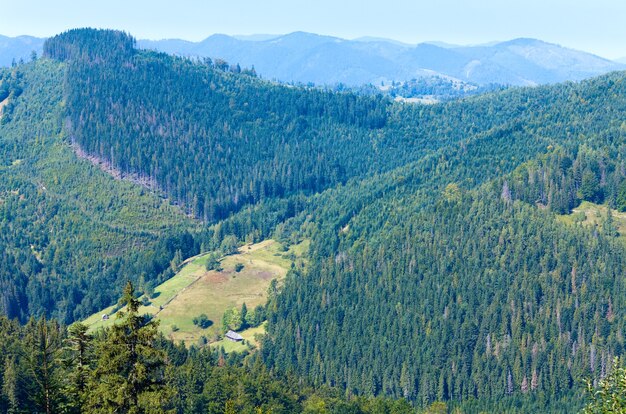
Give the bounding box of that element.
[43,28,136,62]
[204,33,236,42]
[353,36,413,47]
[500,37,547,47]
[2,30,622,87]
[276,31,341,42]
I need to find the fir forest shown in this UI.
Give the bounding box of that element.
[2,25,626,413]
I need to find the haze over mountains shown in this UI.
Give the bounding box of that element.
[139,33,626,86]
[139,32,625,86]
[1,32,623,87]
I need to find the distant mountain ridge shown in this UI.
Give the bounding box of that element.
[138,32,625,86]
[0,35,45,66]
[0,32,623,87]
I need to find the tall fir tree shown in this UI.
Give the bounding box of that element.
[85,281,173,413]
[61,322,93,413]
[24,317,63,414]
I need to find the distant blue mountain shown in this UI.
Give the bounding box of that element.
[232,34,279,42]
[137,32,625,87]
[1,32,622,87]
[0,35,45,66]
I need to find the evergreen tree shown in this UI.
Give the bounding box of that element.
[85,281,173,413]
[580,170,602,203]
[616,181,626,212]
[582,357,626,413]
[24,317,63,414]
[61,322,92,413]
[241,303,248,329]
[2,356,20,414]
[205,253,221,271]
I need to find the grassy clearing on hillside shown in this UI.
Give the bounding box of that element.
[85,239,307,347]
[210,323,267,353]
[557,201,626,241]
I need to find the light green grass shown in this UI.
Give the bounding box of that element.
[557,201,626,242]
[83,304,118,328]
[84,239,308,349]
[84,256,206,332]
[161,239,298,344]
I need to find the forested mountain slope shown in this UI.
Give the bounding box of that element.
[261,74,626,411]
[0,286,416,413]
[0,58,200,324]
[4,28,626,412]
[266,179,626,412]
[47,29,626,224]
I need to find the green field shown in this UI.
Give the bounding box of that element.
[557,201,626,241]
[84,239,308,347]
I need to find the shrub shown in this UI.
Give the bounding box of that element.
[192,314,213,329]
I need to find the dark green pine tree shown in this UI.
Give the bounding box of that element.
[60,322,93,413]
[241,303,248,329]
[616,180,626,212]
[2,355,20,413]
[85,281,173,413]
[24,317,63,414]
[580,170,601,203]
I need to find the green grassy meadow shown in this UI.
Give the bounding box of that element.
[557,201,626,241]
[84,239,307,347]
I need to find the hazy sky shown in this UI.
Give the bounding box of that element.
[2,0,626,59]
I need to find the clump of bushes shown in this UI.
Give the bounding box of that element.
[193,314,213,329]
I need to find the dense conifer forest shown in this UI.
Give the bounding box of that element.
[0,282,415,413]
[2,28,626,411]
[0,58,204,324]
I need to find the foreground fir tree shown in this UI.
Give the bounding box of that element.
[582,358,626,414]
[60,322,92,413]
[0,291,414,412]
[24,317,63,414]
[85,281,173,413]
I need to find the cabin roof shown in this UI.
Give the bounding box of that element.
[225,330,243,340]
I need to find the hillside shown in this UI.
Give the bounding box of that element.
[53,29,626,226]
[558,201,626,241]
[261,75,626,411]
[39,30,626,411]
[0,57,199,323]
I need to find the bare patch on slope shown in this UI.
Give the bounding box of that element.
[70,140,161,193]
[0,97,8,117]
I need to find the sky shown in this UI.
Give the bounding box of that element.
[2,0,626,59]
